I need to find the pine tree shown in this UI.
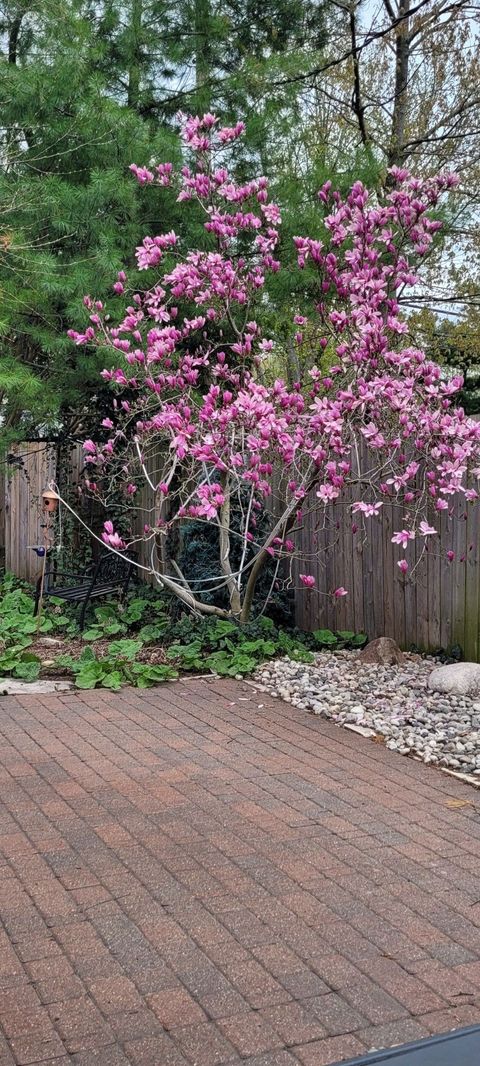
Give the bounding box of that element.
[0,0,331,442]
[0,0,179,440]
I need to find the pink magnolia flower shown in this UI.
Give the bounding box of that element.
[333,586,348,597]
[129,163,154,185]
[101,520,126,550]
[300,574,316,588]
[397,559,409,573]
[352,501,383,517]
[392,530,415,550]
[102,531,126,550]
[419,521,436,536]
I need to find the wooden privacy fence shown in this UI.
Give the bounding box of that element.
[1,442,159,586]
[291,478,480,662]
[2,441,480,660]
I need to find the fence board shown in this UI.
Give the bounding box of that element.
[4,444,57,584]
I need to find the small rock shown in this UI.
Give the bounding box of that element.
[344,723,376,738]
[350,704,365,718]
[359,637,404,665]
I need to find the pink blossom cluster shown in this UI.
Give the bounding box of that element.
[70,114,480,613]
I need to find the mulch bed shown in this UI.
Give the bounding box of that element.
[32,636,171,678]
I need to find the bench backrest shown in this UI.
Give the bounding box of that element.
[93,551,134,587]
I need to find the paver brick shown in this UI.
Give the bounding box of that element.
[124,1034,191,1065]
[0,1007,55,1040]
[360,1018,431,1050]
[293,1034,366,1065]
[218,1012,284,1056]
[359,957,446,1014]
[309,992,369,1035]
[339,973,410,1025]
[2,679,480,1065]
[261,1001,327,1044]
[417,1003,480,1033]
[87,975,144,1014]
[405,957,478,1001]
[171,1021,238,1065]
[34,976,85,1005]
[8,1033,67,1064]
[71,1049,130,1065]
[278,970,330,1000]
[147,987,207,1028]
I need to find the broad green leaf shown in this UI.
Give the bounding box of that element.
[350,633,368,647]
[312,629,338,646]
[14,660,41,681]
[82,628,102,641]
[108,639,143,659]
[138,623,169,642]
[102,671,123,691]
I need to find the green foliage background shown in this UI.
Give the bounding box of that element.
[0,0,383,443]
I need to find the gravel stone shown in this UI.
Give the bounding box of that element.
[252,650,480,779]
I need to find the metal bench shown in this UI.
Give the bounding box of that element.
[34,551,135,631]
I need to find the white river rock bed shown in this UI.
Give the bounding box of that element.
[252,652,480,779]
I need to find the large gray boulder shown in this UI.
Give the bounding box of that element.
[428,662,480,697]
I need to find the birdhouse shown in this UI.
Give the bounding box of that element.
[42,489,59,513]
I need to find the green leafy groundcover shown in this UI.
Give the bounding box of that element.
[164,615,367,676]
[0,573,76,682]
[56,643,178,692]
[0,573,367,691]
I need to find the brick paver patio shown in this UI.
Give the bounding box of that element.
[0,677,480,1065]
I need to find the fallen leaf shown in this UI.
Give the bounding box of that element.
[445,798,474,809]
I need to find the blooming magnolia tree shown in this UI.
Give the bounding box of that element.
[69,113,480,622]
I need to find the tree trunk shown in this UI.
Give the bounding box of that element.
[240,466,315,623]
[349,3,368,146]
[388,0,411,167]
[127,0,143,111]
[194,0,211,113]
[218,477,242,617]
[8,13,23,65]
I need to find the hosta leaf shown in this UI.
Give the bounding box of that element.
[108,639,143,659]
[14,660,41,681]
[312,629,338,646]
[350,633,368,647]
